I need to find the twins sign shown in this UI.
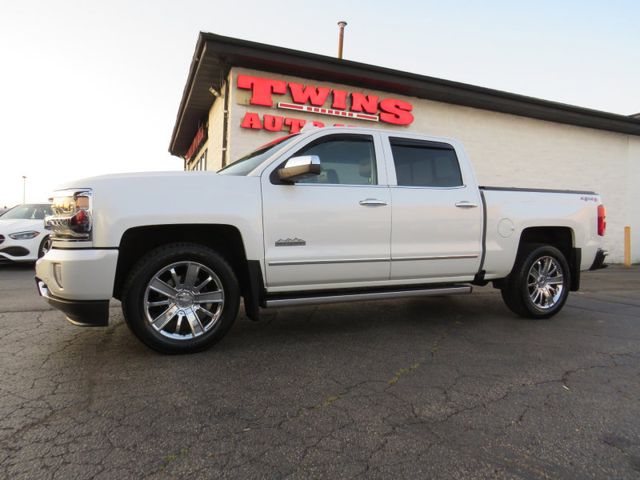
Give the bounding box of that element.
[237,74,414,134]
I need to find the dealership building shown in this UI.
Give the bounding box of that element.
[169,33,640,263]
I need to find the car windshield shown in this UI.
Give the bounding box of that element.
[218,134,299,176]
[1,204,52,220]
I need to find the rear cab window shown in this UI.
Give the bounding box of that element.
[389,137,463,188]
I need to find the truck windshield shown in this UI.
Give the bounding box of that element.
[218,134,299,176]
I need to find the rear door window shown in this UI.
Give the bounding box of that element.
[390,138,463,187]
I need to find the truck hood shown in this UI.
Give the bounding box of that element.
[54,170,227,189]
[52,171,264,249]
[53,171,261,207]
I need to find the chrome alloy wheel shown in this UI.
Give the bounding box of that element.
[143,261,225,340]
[527,256,564,310]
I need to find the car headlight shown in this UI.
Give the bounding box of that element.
[9,231,40,240]
[45,189,93,240]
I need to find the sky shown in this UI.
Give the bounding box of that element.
[0,0,638,207]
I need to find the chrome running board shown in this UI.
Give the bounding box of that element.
[264,285,472,308]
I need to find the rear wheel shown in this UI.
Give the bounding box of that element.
[121,243,239,353]
[501,244,570,319]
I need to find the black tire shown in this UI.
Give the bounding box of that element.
[121,243,240,354]
[38,235,52,258]
[500,244,571,319]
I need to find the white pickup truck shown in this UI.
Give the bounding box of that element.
[37,127,607,353]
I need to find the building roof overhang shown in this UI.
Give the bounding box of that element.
[170,32,640,156]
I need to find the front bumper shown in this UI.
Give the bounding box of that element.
[35,247,118,300]
[35,247,118,326]
[36,280,109,326]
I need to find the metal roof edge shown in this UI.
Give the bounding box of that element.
[168,34,208,154]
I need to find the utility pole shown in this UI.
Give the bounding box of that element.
[22,176,26,204]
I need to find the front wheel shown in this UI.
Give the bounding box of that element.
[501,244,570,319]
[121,243,240,353]
[38,235,52,258]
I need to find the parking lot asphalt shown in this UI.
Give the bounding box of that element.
[0,263,639,479]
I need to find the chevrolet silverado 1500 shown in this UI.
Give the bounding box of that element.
[37,127,607,353]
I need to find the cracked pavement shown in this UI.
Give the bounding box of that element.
[0,264,639,479]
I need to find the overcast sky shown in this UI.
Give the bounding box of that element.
[1,0,638,207]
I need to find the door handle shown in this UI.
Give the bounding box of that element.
[359,198,388,206]
[455,201,478,208]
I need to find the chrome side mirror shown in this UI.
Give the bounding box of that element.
[277,155,321,182]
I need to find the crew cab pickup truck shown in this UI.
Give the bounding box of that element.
[37,127,607,353]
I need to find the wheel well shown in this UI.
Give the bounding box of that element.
[517,226,580,291]
[113,225,250,301]
[519,227,573,256]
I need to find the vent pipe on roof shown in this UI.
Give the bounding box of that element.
[337,21,347,59]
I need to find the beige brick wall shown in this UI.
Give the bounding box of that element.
[211,67,639,263]
[205,80,227,172]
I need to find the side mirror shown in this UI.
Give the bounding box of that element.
[277,155,321,182]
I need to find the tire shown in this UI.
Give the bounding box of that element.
[121,243,240,354]
[38,235,52,258]
[500,244,570,319]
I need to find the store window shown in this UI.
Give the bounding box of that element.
[390,138,462,188]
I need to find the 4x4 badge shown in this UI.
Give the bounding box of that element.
[275,238,306,247]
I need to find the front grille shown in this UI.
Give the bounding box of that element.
[0,246,29,257]
[0,234,4,245]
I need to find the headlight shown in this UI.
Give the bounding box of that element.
[9,231,40,240]
[45,189,93,240]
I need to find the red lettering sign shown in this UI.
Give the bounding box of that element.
[240,112,262,129]
[236,74,414,126]
[350,93,379,114]
[379,98,414,125]
[288,82,331,106]
[331,89,347,110]
[241,112,341,134]
[283,117,306,134]
[237,75,287,107]
[263,114,283,132]
[185,124,207,160]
